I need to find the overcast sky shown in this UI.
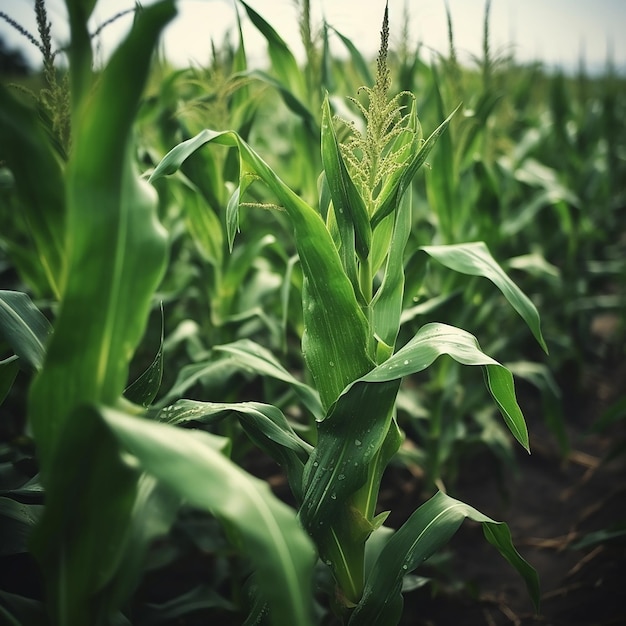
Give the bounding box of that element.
[2,0,625,73]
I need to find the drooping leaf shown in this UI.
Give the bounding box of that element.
[350,491,539,624]
[421,242,548,353]
[0,291,52,372]
[214,338,323,419]
[156,398,312,502]
[360,322,530,451]
[329,26,374,85]
[235,69,317,131]
[150,128,373,410]
[102,407,316,626]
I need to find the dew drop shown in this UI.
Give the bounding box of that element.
[403,359,409,365]
[313,461,319,467]
[329,361,335,367]
[402,564,408,570]
[354,439,362,447]
[338,474,345,480]
[330,493,337,500]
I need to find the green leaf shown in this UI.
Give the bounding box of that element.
[0,291,52,372]
[239,1,306,101]
[0,85,66,298]
[350,491,539,624]
[0,86,66,299]
[102,407,316,626]
[370,190,412,356]
[0,359,19,406]
[321,95,371,262]
[235,69,317,132]
[329,26,374,85]
[372,104,460,229]
[124,305,164,408]
[150,128,373,410]
[156,398,312,502]
[300,379,401,602]
[155,354,240,408]
[180,177,224,267]
[421,242,548,353]
[28,405,141,626]
[215,338,323,419]
[361,322,530,452]
[29,1,174,472]
[26,4,177,624]
[0,497,43,555]
[140,585,236,624]
[100,473,181,615]
[0,590,47,626]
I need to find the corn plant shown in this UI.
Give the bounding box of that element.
[1,1,316,625]
[148,6,543,623]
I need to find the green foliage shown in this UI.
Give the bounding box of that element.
[148,5,544,621]
[1,0,623,624]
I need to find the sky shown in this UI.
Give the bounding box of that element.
[1,0,625,74]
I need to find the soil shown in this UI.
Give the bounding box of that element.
[386,351,626,626]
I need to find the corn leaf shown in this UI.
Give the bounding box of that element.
[179,178,224,267]
[239,1,306,101]
[214,338,323,419]
[321,95,371,263]
[372,104,460,229]
[350,491,539,624]
[26,3,176,624]
[150,128,373,410]
[0,86,66,299]
[124,306,164,409]
[29,1,174,470]
[300,378,401,603]
[156,398,313,501]
[102,407,316,626]
[28,405,141,626]
[0,360,19,406]
[0,291,52,372]
[361,322,530,451]
[0,497,42,555]
[0,591,46,625]
[236,69,317,132]
[329,26,374,85]
[421,242,548,353]
[370,190,412,356]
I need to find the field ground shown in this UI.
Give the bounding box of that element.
[390,333,626,625]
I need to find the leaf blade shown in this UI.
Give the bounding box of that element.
[102,408,316,626]
[421,242,548,353]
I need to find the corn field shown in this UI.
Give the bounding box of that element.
[0,1,624,625]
